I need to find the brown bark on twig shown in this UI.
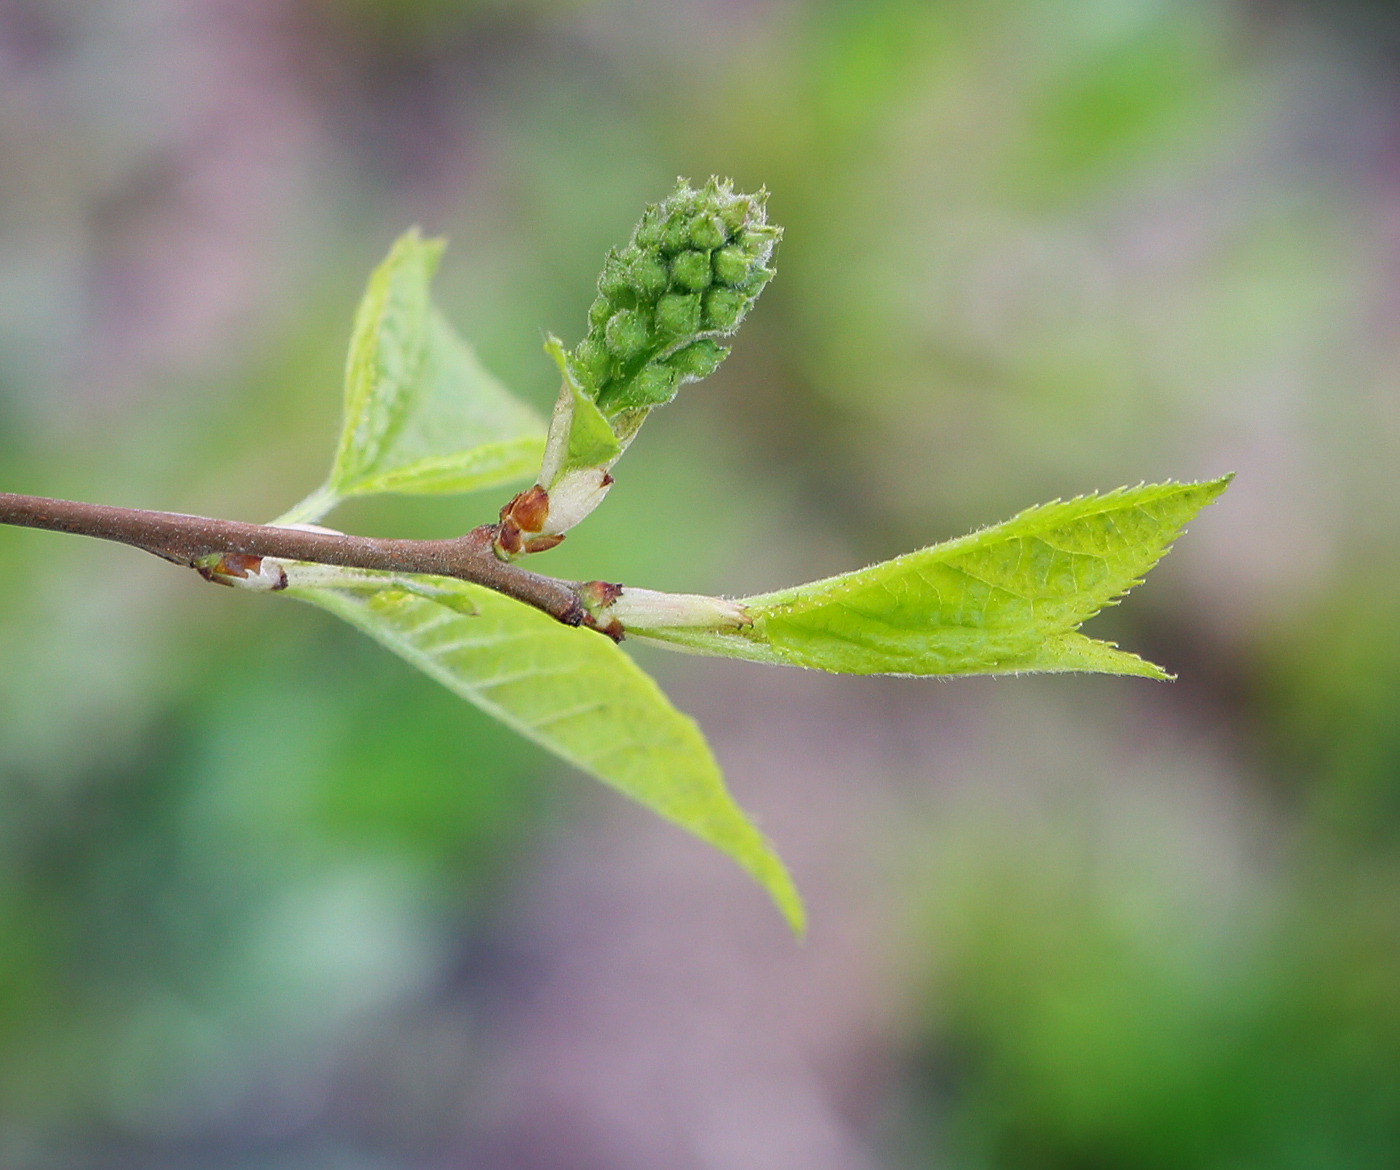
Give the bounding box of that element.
[0,492,614,635]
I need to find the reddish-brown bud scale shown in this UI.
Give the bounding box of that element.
[502,484,551,533]
[196,553,287,590]
[523,534,565,554]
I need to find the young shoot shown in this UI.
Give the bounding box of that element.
[0,179,1230,934]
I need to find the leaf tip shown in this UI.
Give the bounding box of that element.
[389,224,447,267]
[1034,633,1173,680]
[773,872,808,939]
[732,827,807,937]
[1206,470,1235,498]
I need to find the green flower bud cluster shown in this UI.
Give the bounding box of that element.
[571,177,780,415]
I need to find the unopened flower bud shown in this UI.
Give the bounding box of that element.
[604,308,651,360]
[660,212,691,253]
[655,292,702,338]
[575,335,611,382]
[671,249,713,292]
[688,214,727,250]
[627,252,669,298]
[666,339,727,381]
[718,187,760,233]
[736,264,775,296]
[588,297,612,328]
[570,177,781,417]
[712,246,750,286]
[598,251,630,300]
[702,287,745,332]
[631,363,677,406]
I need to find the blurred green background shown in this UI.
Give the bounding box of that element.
[3,0,1400,1165]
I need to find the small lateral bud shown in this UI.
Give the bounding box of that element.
[195,552,288,591]
[495,483,554,559]
[599,587,751,632]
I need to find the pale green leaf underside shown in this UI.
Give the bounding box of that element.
[333,229,441,492]
[343,310,545,496]
[327,229,545,502]
[290,575,804,934]
[633,478,1231,678]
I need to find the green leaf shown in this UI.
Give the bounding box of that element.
[344,310,545,497]
[541,335,620,485]
[289,573,805,934]
[332,229,441,493]
[631,478,1231,678]
[563,383,619,474]
[320,229,545,506]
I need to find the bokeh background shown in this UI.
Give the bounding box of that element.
[3,0,1400,1165]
